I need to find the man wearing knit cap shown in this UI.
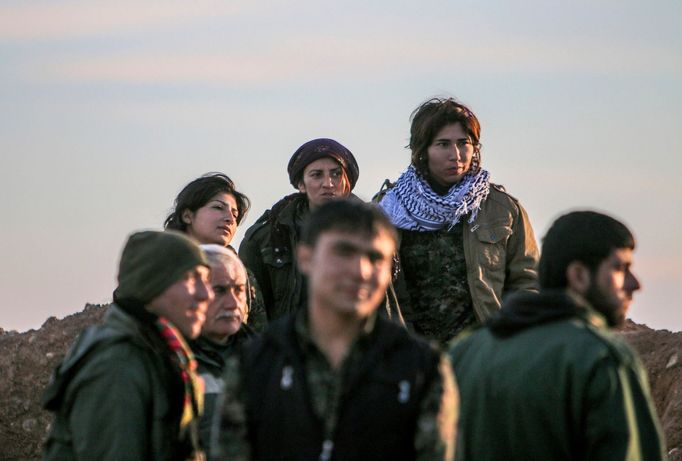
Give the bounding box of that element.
[42,230,214,461]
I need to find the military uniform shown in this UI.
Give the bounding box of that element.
[213,310,457,461]
[379,184,539,345]
[239,193,309,321]
[449,290,667,461]
[189,325,257,457]
[244,268,267,332]
[42,304,202,461]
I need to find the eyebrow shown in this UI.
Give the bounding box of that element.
[211,200,238,210]
[308,166,342,173]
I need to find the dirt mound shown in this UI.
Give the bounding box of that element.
[619,320,682,460]
[1,308,680,460]
[0,304,108,461]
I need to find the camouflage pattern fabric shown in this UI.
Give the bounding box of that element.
[399,222,477,345]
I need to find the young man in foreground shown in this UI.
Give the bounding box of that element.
[214,200,457,460]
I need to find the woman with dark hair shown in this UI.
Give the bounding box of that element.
[377,97,539,345]
[165,172,267,331]
[239,138,360,321]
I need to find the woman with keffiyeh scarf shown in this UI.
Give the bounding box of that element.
[377,97,540,345]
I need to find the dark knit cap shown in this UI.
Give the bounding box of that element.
[115,230,209,304]
[287,138,359,190]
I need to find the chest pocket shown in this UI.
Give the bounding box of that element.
[473,224,512,269]
[261,246,292,269]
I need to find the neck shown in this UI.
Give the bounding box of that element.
[307,302,365,370]
[427,177,453,196]
[205,333,230,345]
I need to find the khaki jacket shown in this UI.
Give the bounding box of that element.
[460,184,539,321]
[387,184,539,327]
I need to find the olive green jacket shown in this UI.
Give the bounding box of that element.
[449,290,667,460]
[42,304,200,461]
[239,193,407,324]
[239,193,308,321]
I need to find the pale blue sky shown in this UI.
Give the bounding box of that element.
[1,0,681,332]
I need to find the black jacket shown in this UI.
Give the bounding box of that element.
[241,314,441,461]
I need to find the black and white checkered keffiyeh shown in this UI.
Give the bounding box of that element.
[379,165,490,231]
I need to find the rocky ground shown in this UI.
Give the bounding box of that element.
[0,306,680,460]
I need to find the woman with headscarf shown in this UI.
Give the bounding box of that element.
[377,97,539,345]
[239,138,359,321]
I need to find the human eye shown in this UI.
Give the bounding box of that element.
[234,284,247,296]
[456,139,472,148]
[368,251,387,265]
[333,242,357,258]
[331,169,342,178]
[212,203,225,211]
[434,140,449,147]
[213,285,227,296]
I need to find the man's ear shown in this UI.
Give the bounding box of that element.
[296,244,312,275]
[181,209,193,225]
[566,261,591,294]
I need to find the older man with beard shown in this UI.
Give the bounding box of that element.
[189,244,257,457]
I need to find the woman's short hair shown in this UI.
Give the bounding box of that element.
[408,97,482,177]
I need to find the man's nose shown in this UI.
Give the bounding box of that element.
[224,288,241,308]
[349,254,373,281]
[625,270,641,293]
[197,279,214,304]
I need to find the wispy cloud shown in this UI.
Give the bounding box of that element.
[0,0,251,41]
[19,34,679,88]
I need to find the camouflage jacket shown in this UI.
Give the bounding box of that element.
[377,183,540,343]
[213,310,457,461]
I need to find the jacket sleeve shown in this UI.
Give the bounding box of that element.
[414,354,458,461]
[503,201,539,295]
[245,268,268,332]
[211,354,251,461]
[583,355,667,460]
[239,230,274,318]
[66,346,152,461]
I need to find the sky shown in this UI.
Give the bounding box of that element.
[1,0,680,332]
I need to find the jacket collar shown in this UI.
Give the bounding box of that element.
[488,289,607,337]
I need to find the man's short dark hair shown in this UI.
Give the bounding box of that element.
[539,210,635,289]
[300,200,398,248]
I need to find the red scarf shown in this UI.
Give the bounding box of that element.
[155,317,204,441]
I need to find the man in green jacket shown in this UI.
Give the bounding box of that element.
[449,210,667,460]
[42,230,213,461]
